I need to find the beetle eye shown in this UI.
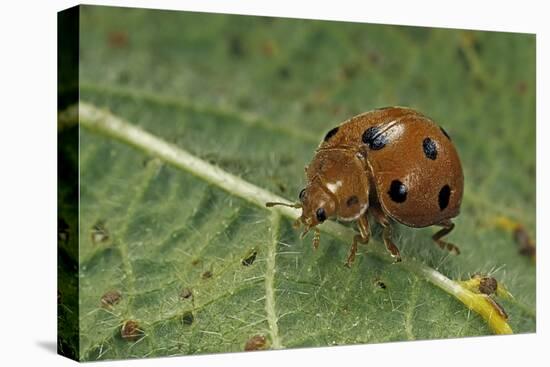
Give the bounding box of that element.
[316,207,327,222]
[299,188,306,202]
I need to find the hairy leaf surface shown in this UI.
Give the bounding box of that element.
[60,6,536,360]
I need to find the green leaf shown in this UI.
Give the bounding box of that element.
[59,6,535,361]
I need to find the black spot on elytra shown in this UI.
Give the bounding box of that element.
[388,180,407,203]
[438,185,451,210]
[346,196,359,207]
[423,137,438,160]
[324,126,339,142]
[440,126,451,140]
[362,126,387,150]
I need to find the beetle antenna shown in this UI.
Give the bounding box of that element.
[265,201,302,209]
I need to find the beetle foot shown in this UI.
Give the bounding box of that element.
[312,228,320,250]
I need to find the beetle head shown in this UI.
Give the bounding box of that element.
[297,182,336,230]
[266,180,336,247]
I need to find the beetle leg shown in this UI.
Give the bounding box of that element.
[371,208,402,262]
[345,213,370,267]
[312,227,320,250]
[382,224,402,263]
[432,220,460,255]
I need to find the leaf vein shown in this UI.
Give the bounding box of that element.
[265,212,283,349]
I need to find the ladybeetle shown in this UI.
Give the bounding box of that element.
[267,107,464,267]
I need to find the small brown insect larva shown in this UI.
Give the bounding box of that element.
[91,221,109,244]
[179,287,193,301]
[241,249,258,266]
[101,290,122,308]
[461,274,513,300]
[181,311,194,326]
[121,320,144,341]
[267,107,464,266]
[478,277,498,296]
[514,226,536,260]
[191,259,201,266]
[374,279,387,290]
[201,270,213,279]
[244,335,268,351]
[494,217,535,261]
